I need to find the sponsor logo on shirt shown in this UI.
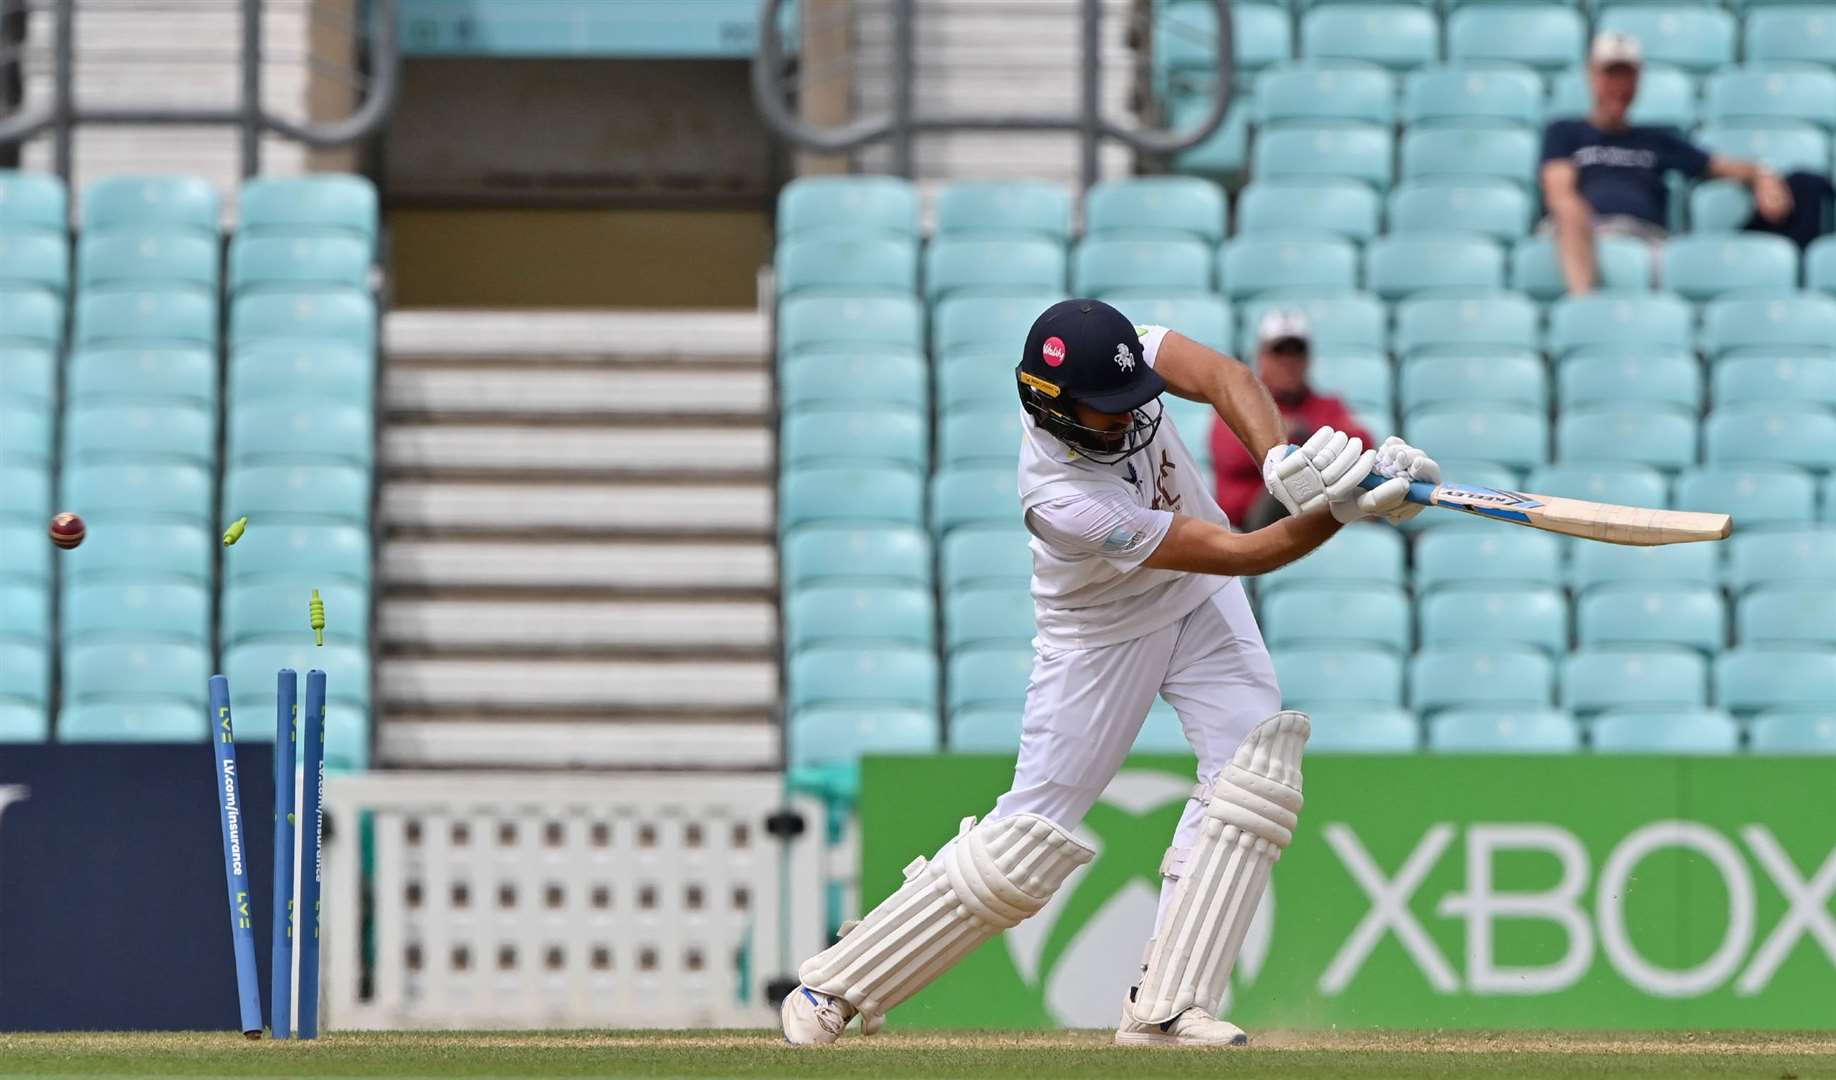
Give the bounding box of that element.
[1152,449,1181,512]
[1573,145,1657,170]
[1102,524,1149,553]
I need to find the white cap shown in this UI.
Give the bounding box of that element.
[1257,308,1310,349]
[1590,31,1642,68]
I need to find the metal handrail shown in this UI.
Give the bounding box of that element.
[0,0,399,177]
[751,0,1233,189]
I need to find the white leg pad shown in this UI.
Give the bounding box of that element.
[799,812,1095,1027]
[1129,710,1309,1025]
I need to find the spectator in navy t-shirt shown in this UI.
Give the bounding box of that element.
[1540,32,1824,295]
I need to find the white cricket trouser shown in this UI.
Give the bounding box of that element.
[985,578,1281,933]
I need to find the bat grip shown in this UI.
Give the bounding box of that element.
[1357,470,1437,506]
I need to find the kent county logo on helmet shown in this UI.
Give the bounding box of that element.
[1114,343,1134,372]
[1042,336,1067,367]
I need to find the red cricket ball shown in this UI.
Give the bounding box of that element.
[48,512,85,550]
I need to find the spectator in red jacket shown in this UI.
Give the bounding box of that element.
[1211,309,1372,530]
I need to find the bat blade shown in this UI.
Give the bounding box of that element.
[1366,477,1733,546]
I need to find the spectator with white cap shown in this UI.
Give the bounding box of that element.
[1210,309,1372,530]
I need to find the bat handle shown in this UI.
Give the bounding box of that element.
[1357,470,1438,506]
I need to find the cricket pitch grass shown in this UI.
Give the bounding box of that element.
[1,1030,1833,1079]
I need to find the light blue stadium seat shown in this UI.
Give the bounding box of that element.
[1310,349,1393,418]
[1400,127,1539,189]
[221,522,369,585]
[1401,354,1545,413]
[1109,294,1232,351]
[1706,65,1836,133]
[1699,122,1832,174]
[938,409,1023,468]
[1808,235,1836,294]
[1219,235,1359,299]
[1749,711,1836,754]
[0,700,47,740]
[55,519,210,584]
[936,351,1017,415]
[1689,180,1754,233]
[934,181,1072,241]
[56,702,205,742]
[1411,647,1555,713]
[0,522,50,584]
[1660,234,1799,304]
[782,525,931,591]
[1414,528,1564,593]
[231,288,375,349]
[780,466,924,534]
[1420,585,1568,653]
[1085,176,1227,242]
[1073,237,1212,295]
[948,645,1034,715]
[788,706,938,768]
[1447,6,1585,73]
[1237,292,1388,354]
[1253,126,1395,190]
[1740,586,1836,647]
[1301,5,1438,70]
[1528,462,1669,509]
[1307,707,1420,752]
[229,340,373,407]
[1398,285,1537,358]
[779,294,923,356]
[1236,180,1380,242]
[1718,646,1836,714]
[1577,583,1725,652]
[1570,538,1719,594]
[63,639,209,703]
[1703,294,1836,359]
[1591,708,1740,754]
[61,580,209,644]
[787,585,934,653]
[1364,234,1505,300]
[1558,353,1701,413]
[223,463,372,523]
[1557,407,1698,470]
[774,236,918,301]
[1548,293,1692,357]
[1260,583,1411,652]
[75,289,215,347]
[944,587,1035,652]
[221,580,367,647]
[930,293,1060,356]
[0,171,67,230]
[925,238,1065,302]
[237,174,378,241]
[1430,708,1580,752]
[1388,181,1532,243]
[1729,527,1836,591]
[81,175,217,235]
[68,346,215,407]
[1160,396,1217,456]
[0,230,67,294]
[1597,7,1735,74]
[949,706,1022,752]
[0,344,55,405]
[228,402,373,466]
[224,643,371,762]
[931,466,1020,534]
[1676,464,1815,529]
[58,462,211,524]
[1547,64,1696,128]
[1704,406,1836,469]
[0,288,61,347]
[0,582,48,641]
[941,526,1032,592]
[63,403,214,465]
[1404,64,1542,129]
[1170,92,1255,178]
[1274,646,1405,708]
[1158,0,1290,91]
[1260,522,1407,595]
[1406,406,1548,470]
[1255,62,1396,129]
[228,234,372,292]
[782,348,927,411]
[0,639,47,704]
[1746,9,1836,65]
[1562,647,1708,713]
[781,407,927,473]
[78,231,216,291]
[0,404,49,461]
[1511,236,1652,301]
[0,462,49,520]
[777,176,919,240]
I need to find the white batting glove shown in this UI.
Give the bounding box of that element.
[1322,444,1408,523]
[1371,436,1441,524]
[1264,426,1364,517]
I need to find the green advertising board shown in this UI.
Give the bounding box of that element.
[858,754,1836,1030]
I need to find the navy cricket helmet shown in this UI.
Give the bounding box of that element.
[1016,298,1166,463]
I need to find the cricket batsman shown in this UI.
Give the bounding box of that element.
[782,298,1442,1047]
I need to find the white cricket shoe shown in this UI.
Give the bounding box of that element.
[1114,991,1249,1048]
[780,984,855,1045]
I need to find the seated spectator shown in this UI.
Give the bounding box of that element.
[1211,310,1372,530]
[1542,32,1833,295]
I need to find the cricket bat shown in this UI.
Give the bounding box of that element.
[1357,473,1733,546]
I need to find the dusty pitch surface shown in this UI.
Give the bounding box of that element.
[2,1030,1833,1078]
